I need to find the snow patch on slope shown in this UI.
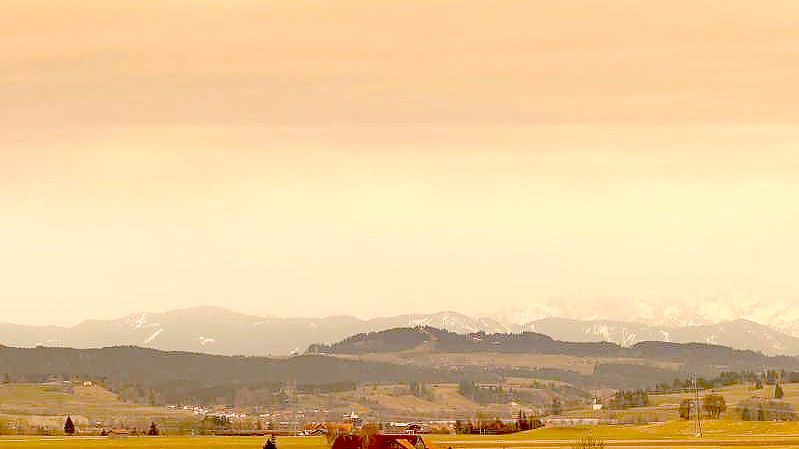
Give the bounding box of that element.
[143,328,163,344]
[409,317,431,328]
[198,336,216,346]
[620,330,638,347]
[127,312,149,329]
[587,324,611,341]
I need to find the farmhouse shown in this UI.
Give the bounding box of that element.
[332,434,429,449]
[343,411,363,426]
[302,423,328,436]
[370,434,428,449]
[385,422,425,434]
[107,428,130,438]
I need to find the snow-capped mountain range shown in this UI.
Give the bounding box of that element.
[521,317,799,356]
[2,307,799,356]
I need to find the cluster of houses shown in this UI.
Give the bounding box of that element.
[206,410,249,421]
[166,404,248,421]
[156,392,622,437]
[298,414,442,437]
[540,417,617,427]
[162,399,616,435]
[167,404,213,416]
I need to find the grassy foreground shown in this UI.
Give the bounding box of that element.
[431,420,799,440]
[0,435,327,448]
[7,425,799,449]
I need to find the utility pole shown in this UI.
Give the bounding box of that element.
[285,379,297,435]
[690,374,703,437]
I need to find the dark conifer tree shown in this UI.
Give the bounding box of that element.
[551,398,562,415]
[64,416,75,435]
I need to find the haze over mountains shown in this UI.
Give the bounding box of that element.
[2,307,799,357]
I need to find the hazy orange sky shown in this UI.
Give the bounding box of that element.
[2,1,799,327]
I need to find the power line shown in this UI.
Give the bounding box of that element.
[689,373,703,437]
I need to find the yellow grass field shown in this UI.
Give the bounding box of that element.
[0,436,326,448]
[6,428,799,449]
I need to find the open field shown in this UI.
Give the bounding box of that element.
[311,382,560,419]
[553,382,799,423]
[7,429,799,449]
[650,383,799,411]
[346,352,682,376]
[0,383,193,432]
[427,414,799,447]
[0,381,548,426]
[0,382,488,431]
[340,383,484,418]
[432,420,799,441]
[0,436,326,448]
